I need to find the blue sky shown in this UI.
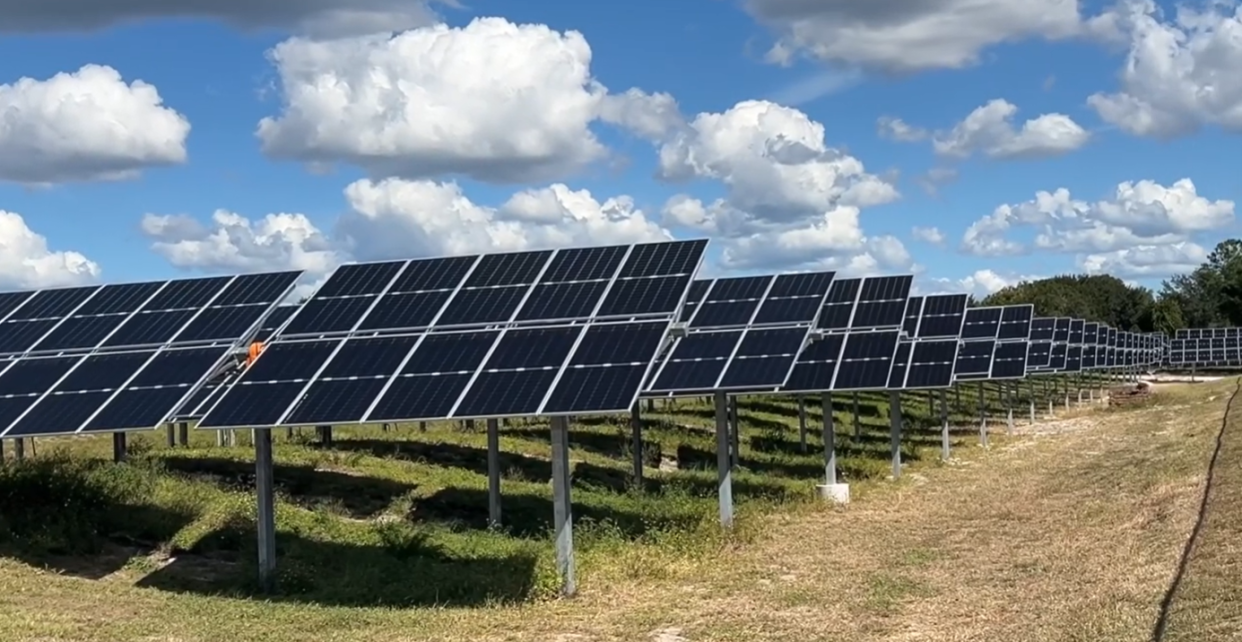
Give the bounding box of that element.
[0,0,1237,296]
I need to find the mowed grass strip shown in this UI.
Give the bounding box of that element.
[0,375,1167,641]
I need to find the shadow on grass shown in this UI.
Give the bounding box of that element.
[159,456,414,519]
[572,461,799,502]
[0,457,197,579]
[329,439,553,482]
[504,427,664,467]
[408,483,705,540]
[136,519,547,607]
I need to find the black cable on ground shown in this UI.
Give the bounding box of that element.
[1150,376,1242,641]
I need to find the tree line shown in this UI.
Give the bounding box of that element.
[976,239,1242,335]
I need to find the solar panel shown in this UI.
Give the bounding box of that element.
[781,333,847,393]
[1062,345,1083,372]
[997,305,1033,341]
[690,271,835,329]
[832,330,900,390]
[1029,318,1055,342]
[1068,319,1085,345]
[903,339,959,389]
[1048,343,1068,369]
[0,345,234,438]
[816,278,861,330]
[960,307,1002,340]
[850,275,913,329]
[198,241,708,427]
[902,297,923,336]
[990,341,1028,378]
[0,272,300,357]
[1082,344,1097,369]
[887,340,912,389]
[1053,318,1071,342]
[916,294,968,338]
[1026,341,1052,369]
[953,340,995,380]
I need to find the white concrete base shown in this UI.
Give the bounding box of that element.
[817,483,850,504]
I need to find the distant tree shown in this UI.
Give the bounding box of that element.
[980,274,1154,330]
[1151,296,1186,335]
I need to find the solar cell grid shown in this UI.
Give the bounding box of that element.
[997,305,1034,341]
[850,275,912,329]
[904,339,958,389]
[1026,341,1052,369]
[1029,318,1055,342]
[960,307,1002,340]
[953,340,995,380]
[1068,319,1085,344]
[832,330,900,391]
[902,297,923,336]
[781,333,846,393]
[887,341,912,389]
[990,341,1028,378]
[816,278,860,330]
[1053,318,1071,342]
[916,294,968,338]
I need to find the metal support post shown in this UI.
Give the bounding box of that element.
[1006,382,1014,436]
[728,396,740,468]
[14,438,23,460]
[714,391,733,528]
[487,418,501,529]
[889,390,903,479]
[254,428,277,592]
[978,381,988,448]
[113,432,127,462]
[178,421,189,447]
[797,398,808,453]
[939,389,950,462]
[822,392,837,485]
[852,392,861,437]
[630,403,643,487]
[166,425,175,448]
[550,416,576,597]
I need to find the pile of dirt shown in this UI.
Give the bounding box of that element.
[1109,381,1153,407]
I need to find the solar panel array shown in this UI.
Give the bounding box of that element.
[0,231,1180,440]
[0,272,302,437]
[197,240,709,428]
[1170,328,1242,367]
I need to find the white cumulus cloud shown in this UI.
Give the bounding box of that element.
[0,64,189,185]
[960,178,1234,257]
[0,210,101,289]
[932,99,1091,160]
[1088,1,1242,138]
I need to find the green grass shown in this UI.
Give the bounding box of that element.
[0,375,1104,613]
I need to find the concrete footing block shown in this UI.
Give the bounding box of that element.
[817,483,850,504]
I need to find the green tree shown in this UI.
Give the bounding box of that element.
[1150,296,1186,335]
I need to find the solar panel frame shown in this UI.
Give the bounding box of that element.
[953,339,996,381]
[996,304,1034,341]
[901,338,960,389]
[915,294,969,339]
[960,306,1003,341]
[849,275,913,330]
[990,340,1029,379]
[831,330,902,391]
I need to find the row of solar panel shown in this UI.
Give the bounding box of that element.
[0,272,300,356]
[1174,328,1242,339]
[281,241,706,337]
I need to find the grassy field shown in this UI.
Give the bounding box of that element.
[4,373,1235,641]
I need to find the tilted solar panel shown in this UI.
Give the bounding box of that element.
[198,240,708,427]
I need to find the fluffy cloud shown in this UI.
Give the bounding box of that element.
[960,178,1234,257]
[0,65,189,184]
[877,117,927,142]
[0,211,100,289]
[141,210,341,275]
[1088,1,1242,137]
[258,17,674,183]
[919,269,1041,297]
[744,0,1085,72]
[912,226,946,245]
[141,179,669,280]
[656,100,908,273]
[1078,242,1209,277]
[0,0,443,38]
[932,99,1090,160]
